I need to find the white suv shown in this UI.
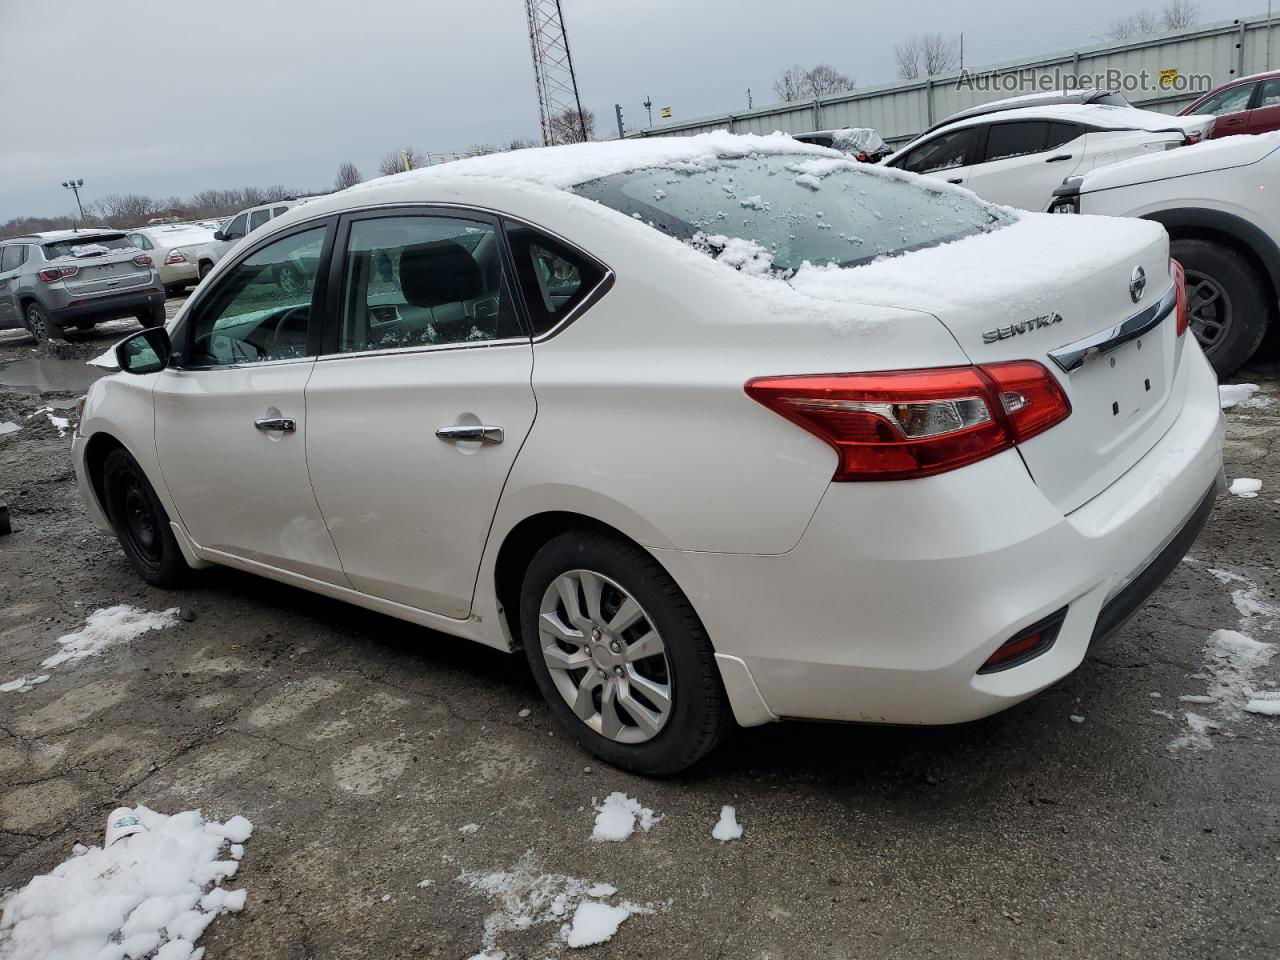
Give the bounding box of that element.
[884,104,1214,211]
[191,198,308,279]
[1049,133,1280,375]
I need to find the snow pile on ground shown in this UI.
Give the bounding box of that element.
[0,422,18,437]
[1,605,180,695]
[34,407,70,438]
[1245,691,1280,716]
[1202,629,1277,715]
[711,806,743,842]
[1169,711,1221,753]
[1219,383,1259,409]
[1229,478,1262,498]
[0,806,251,960]
[563,901,632,948]
[591,793,661,842]
[458,851,657,957]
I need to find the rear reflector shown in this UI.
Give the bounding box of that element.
[1171,258,1189,337]
[745,362,1071,481]
[978,607,1068,674]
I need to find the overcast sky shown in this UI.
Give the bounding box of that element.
[0,0,1257,221]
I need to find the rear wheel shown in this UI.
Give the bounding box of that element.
[25,303,63,342]
[519,528,730,776]
[102,448,190,587]
[135,302,166,327]
[1171,238,1271,376]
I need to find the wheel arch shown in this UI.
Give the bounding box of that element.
[82,430,130,516]
[1141,207,1280,306]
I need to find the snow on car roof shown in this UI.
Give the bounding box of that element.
[1075,131,1280,193]
[350,131,840,192]
[934,102,1205,134]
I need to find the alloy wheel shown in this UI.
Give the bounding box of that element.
[537,569,673,744]
[1184,269,1233,356]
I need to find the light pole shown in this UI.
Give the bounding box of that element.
[61,179,85,228]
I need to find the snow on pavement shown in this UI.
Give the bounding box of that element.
[1219,383,1259,409]
[1229,478,1262,498]
[0,806,251,960]
[711,805,744,842]
[563,901,633,948]
[590,792,661,841]
[1,605,180,694]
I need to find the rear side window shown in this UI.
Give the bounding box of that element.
[982,122,1048,162]
[504,223,606,336]
[272,206,289,217]
[1260,78,1280,108]
[896,128,975,174]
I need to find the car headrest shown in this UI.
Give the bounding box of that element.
[399,240,483,308]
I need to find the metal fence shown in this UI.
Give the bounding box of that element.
[629,12,1280,146]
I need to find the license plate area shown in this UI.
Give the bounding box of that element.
[1073,334,1168,451]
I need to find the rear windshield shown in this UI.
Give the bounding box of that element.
[573,154,1006,275]
[42,234,133,260]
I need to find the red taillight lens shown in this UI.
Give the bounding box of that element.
[37,266,78,282]
[133,255,153,267]
[164,250,187,265]
[1171,258,1189,337]
[978,607,1068,673]
[746,362,1071,481]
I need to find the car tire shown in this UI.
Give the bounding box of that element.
[25,303,64,342]
[136,303,166,328]
[1171,238,1271,376]
[519,528,731,776]
[101,448,191,588]
[198,260,213,280]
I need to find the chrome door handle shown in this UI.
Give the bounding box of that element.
[436,424,504,444]
[254,417,296,433]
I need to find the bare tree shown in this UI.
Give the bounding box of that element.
[1161,0,1197,29]
[895,37,922,80]
[1108,9,1162,39]
[93,193,157,227]
[920,32,959,75]
[334,161,362,190]
[548,108,595,144]
[505,136,539,151]
[378,147,427,176]
[804,64,854,96]
[773,64,808,102]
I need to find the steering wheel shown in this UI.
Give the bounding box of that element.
[268,305,310,358]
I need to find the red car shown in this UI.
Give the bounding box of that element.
[1179,70,1280,137]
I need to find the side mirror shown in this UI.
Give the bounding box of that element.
[213,230,226,241]
[115,327,172,375]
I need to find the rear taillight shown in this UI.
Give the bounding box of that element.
[133,255,153,267]
[37,266,78,282]
[165,250,187,265]
[745,361,1071,481]
[1171,258,1189,337]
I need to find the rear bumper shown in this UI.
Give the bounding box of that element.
[657,343,1226,727]
[47,287,163,326]
[158,262,199,285]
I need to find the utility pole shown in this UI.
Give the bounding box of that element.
[61,179,85,229]
[643,95,653,126]
[1268,0,1274,70]
[614,103,625,138]
[747,87,753,109]
[959,32,964,69]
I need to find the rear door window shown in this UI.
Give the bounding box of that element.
[504,223,606,335]
[249,208,271,232]
[1045,122,1083,150]
[272,206,289,217]
[896,128,976,174]
[982,122,1050,162]
[1193,83,1257,116]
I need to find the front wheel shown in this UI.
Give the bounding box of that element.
[102,448,191,587]
[519,529,731,776]
[1171,238,1271,376]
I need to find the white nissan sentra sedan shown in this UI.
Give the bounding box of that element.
[72,133,1224,775]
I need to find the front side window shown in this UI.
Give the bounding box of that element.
[574,153,1004,274]
[186,226,326,367]
[982,121,1050,162]
[1193,83,1256,116]
[336,215,521,353]
[249,208,271,232]
[505,223,605,335]
[223,214,248,240]
[896,128,976,173]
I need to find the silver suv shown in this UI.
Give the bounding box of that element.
[0,229,166,341]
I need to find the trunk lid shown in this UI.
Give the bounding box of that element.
[56,247,151,296]
[789,212,1184,513]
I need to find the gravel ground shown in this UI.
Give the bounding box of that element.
[1,309,1278,960]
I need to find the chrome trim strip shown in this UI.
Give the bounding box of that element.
[1048,283,1177,373]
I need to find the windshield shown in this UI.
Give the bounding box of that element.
[42,234,133,260]
[573,154,1006,274]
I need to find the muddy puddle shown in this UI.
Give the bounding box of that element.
[0,356,107,396]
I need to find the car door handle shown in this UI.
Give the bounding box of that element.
[254,417,296,433]
[1045,153,1073,162]
[946,177,964,184]
[436,424,504,444]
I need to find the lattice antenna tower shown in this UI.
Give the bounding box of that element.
[525,0,588,145]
